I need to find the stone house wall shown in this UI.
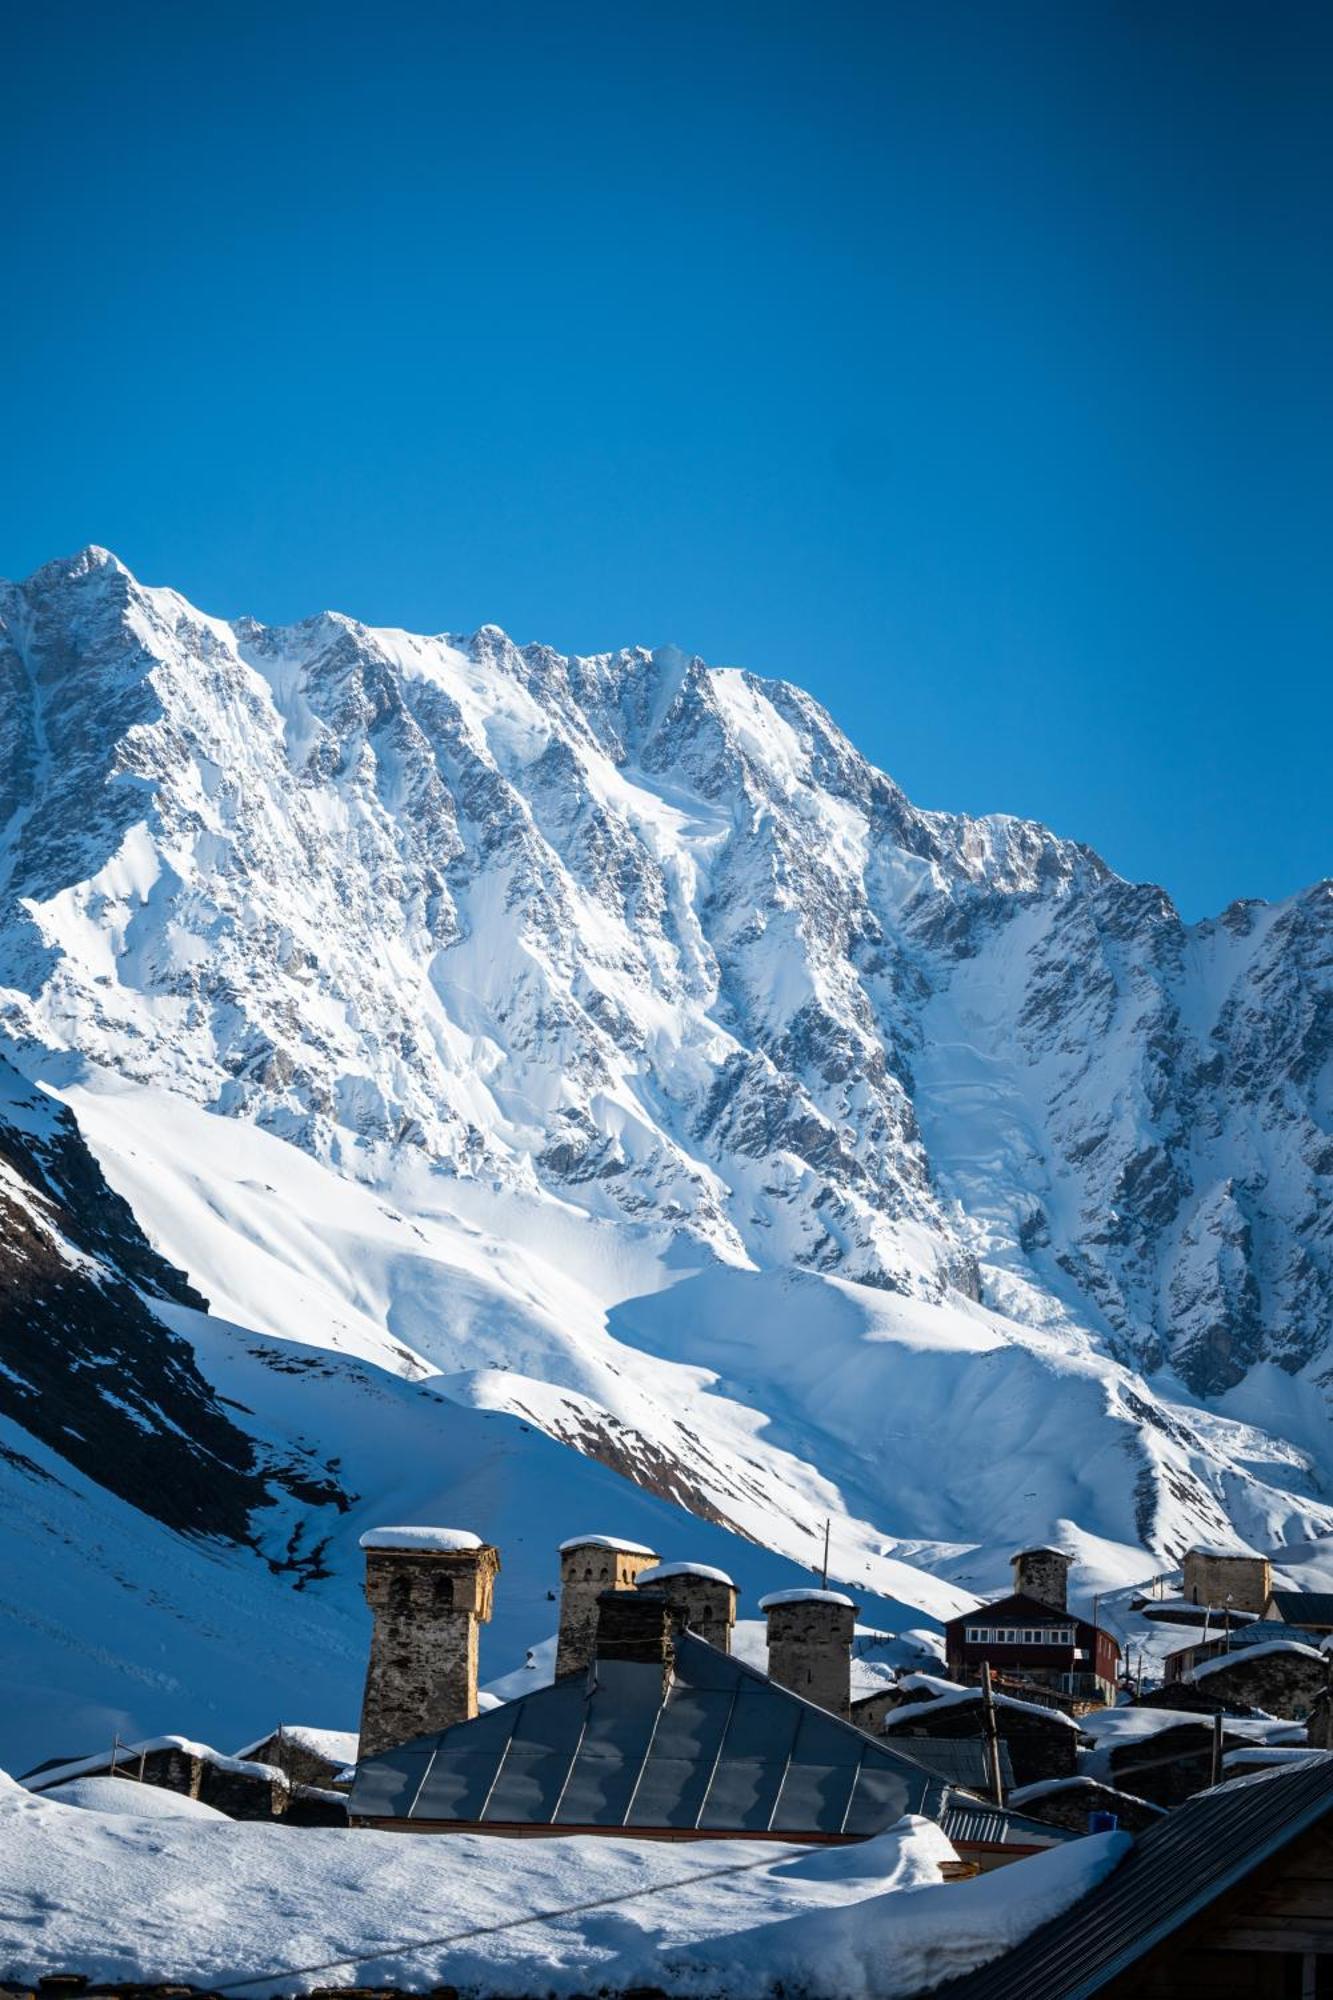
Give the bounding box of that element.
[556,1542,658,1679]
[359,1544,500,1759]
[765,1599,856,1719]
[1182,1551,1272,1615]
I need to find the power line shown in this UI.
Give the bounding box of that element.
[212,1844,810,1996]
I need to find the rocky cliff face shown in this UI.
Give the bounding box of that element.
[3,548,1327,1410]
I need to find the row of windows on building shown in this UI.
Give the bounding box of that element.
[964,1624,1076,1646]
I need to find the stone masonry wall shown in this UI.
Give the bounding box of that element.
[556,1543,658,1679]
[1182,1551,1272,1614]
[358,1545,499,1759]
[765,1600,856,1719]
[1010,1551,1070,1611]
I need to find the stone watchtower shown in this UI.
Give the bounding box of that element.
[761,1588,858,1719]
[635,1561,738,1652]
[555,1534,659,1679]
[357,1527,500,1760]
[1011,1546,1072,1611]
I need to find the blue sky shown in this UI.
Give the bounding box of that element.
[3,1,1329,919]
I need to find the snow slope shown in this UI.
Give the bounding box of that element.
[1,547,1332,1762]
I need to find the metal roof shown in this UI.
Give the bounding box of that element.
[1269,1590,1333,1626]
[353,1631,963,1840]
[889,1738,1015,1791]
[941,1755,1333,1999]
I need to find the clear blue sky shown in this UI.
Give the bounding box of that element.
[3,2,1329,919]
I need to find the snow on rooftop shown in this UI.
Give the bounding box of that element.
[759,1588,857,1611]
[26,1738,288,1796]
[881,1687,1080,1730]
[1192,1638,1324,1680]
[558,1534,658,1556]
[637,1561,735,1588]
[1186,1543,1263,1561]
[232,1726,358,1766]
[1011,1547,1070,1562]
[0,1769,1128,1996]
[1223,1747,1332,1771]
[358,1526,484,1553]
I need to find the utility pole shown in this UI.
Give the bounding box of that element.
[819,1518,831,1590]
[1210,1710,1224,1789]
[980,1661,1005,1807]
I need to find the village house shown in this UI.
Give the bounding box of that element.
[1161,1616,1316,1684]
[1181,1543,1273,1616]
[348,1525,1073,1870]
[22,1737,292,1820]
[942,1754,1333,1999]
[943,1547,1120,1705]
[1187,1639,1330,1722]
[1006,1775,1166,1836]
[1082,1709,1298,1810]
[878,1684,1081,1790]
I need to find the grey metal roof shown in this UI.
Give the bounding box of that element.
[941,1754,1333,1999]
[889,1738,1015,1791]
[353,1631,961,1840]
[1268,1590,1333,1626]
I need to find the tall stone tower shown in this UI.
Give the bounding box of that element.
[357,1526,500,1760]
[555,1534,658,1679]
[761,1587,858,1719]
[635,1561,738,1652]
[1010,1546,1072,1611]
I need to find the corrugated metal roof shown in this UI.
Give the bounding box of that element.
[942,1755,1333,1999]
[353,1632,1034,1843]
[938,1799,1074,1849]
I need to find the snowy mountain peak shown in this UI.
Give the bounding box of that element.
[2,552,1332,1672]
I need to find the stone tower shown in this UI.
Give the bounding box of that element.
[357,1526,500,1760]
[556,1534,659,1679]
[635,1561,737,1652]
[1010,1546,1072,1611]
[761,1587,858,1719]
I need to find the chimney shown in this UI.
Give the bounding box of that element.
[761,1588,858,1719]
[1010,1546,1071,1611]
[555,1534,658,1679]
[635,1561,737,1652]
[357,1527,500,1759]
[594,1587,675,1697]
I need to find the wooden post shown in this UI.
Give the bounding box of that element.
[819,1519,831,1590]
[1210,1710,1224,1789]
[980,1661,1005,1806]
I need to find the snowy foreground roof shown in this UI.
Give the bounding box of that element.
[358,1526,485,1553]
[0,1768,1120,1999]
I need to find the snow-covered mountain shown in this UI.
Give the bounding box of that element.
[1,546,1330,1761]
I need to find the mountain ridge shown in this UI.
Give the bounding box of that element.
[1,549,1331,1701]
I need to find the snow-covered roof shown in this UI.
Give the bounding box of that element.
[1009,1776,1162,1809]
[881,1687,1080,1730]
[1185,1543,1263,1561]
[636,1560,735,1588]
[558,1534,657,1556]
[358,1526,484,1553]
[1192,1638,1324,1680]
[1223,1747,1332,1771]
[232,1726,358,1765]
[759,1588,857,1611]
[1011,1547,1070,1563]
[897,1671,968,1698]
[26,1738,289,1795]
